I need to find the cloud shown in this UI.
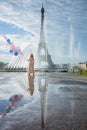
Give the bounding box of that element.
[0,1,39,34]
[0,0,87,64]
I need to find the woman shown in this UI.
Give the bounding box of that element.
[28,53,34,77]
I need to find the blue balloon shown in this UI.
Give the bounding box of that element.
[6,109,11,113]
[7,39,11,44]
[9,98,13,102]
[14,52,18,56]
[9,50,13,53]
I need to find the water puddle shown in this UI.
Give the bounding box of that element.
[0,72,87,130]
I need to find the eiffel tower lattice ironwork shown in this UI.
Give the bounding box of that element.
[37,5,54,69]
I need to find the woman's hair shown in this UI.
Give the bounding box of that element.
[30,53,34,58]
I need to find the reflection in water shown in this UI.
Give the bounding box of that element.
[71,100,75,130]
[15,73,48,129]
[1,73,87,129]
[38,74,47,129]
[27,75,34,96]
[2,94,23,118]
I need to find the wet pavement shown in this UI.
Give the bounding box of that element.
[0,72,87,130]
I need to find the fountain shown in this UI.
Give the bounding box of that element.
[6,5,54,72]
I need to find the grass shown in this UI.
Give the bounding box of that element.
[71,70,87,77]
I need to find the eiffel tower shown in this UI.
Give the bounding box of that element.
[37,5,54,69]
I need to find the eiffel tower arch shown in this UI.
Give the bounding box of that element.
[37,5,54,69]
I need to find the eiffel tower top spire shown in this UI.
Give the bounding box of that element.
[41,3,45,25]
[41,3,45,13]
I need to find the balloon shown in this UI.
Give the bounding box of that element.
[3,35,23,56]
[9,49,13,53]
[14,52,19,56]
[11,45,15,50]
[9,97,13,102]
[7,39,11,44]
[6,109,11,113]
[2,94,23,118]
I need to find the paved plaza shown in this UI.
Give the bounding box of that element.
[0,72,87,130]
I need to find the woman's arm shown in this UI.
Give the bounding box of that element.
[27,58,30,61]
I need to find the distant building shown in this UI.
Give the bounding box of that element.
[74,63,87,70]
[53,64,61,69]
[62,63,72,70]
[54,63,72,71]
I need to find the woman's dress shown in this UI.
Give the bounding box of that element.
[28,57,34,74]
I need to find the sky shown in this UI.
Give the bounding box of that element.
[0,0,87,64]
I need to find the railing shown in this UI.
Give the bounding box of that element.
[0,67,68,72]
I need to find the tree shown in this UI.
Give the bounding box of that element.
[0,62,7,68]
